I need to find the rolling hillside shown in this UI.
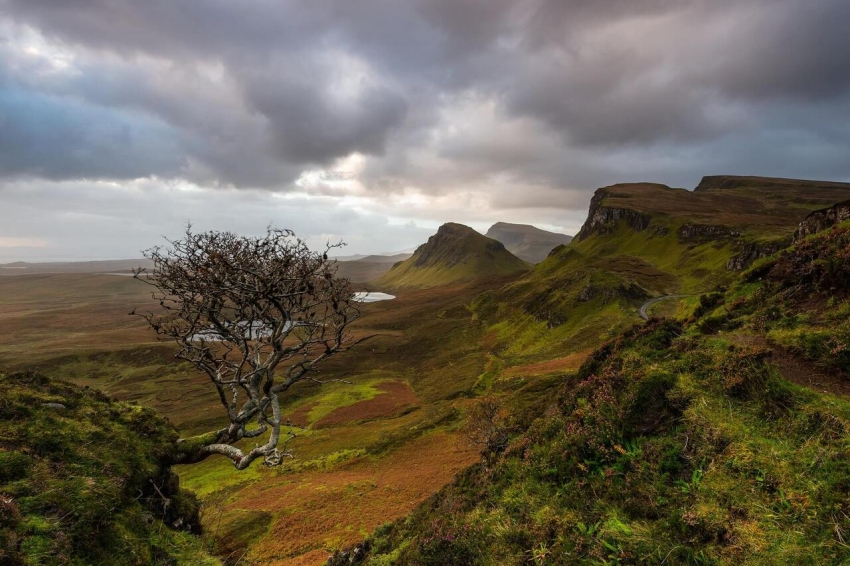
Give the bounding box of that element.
[4,175,850,564]
[482,176,850,361]
[378,223,530,288]
[485,222,573,263]
[333,203,850,566]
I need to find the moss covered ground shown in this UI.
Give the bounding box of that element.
[0,371,219,565]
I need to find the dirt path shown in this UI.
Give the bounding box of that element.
[733,334,850,398]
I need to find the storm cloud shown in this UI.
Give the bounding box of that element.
[0,0,849,259]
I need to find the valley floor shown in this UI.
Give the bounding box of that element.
[0,273,543,564]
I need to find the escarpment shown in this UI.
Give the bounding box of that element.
[726,239,792,271]
[677,224,741,243]
[576,188,652,241]
[794,200,850,241]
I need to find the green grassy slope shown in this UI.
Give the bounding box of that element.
[476,176,850,364]
[0,371,218,565]
[0,271,531,563]
[345,223,850,566]
[378,223,531,288]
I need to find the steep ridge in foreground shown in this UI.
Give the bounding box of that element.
[334,221,850,565]
[378,223,530,288]
[0,372,218,565]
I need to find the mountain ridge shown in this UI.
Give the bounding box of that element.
[329,188,850,566]
[378,223,531,288]
[470,175,850,363]
[485,222,573,263]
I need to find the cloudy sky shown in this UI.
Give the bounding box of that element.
[1,0,849,261]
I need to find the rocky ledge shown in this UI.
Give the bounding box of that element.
[677,224,741,243]
[726,239,791,271]
[576,189,651,241]
[794,200,850,242]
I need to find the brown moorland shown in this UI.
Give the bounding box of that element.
[0,270,531,564]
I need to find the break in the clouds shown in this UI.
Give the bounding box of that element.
[0,0,849,259]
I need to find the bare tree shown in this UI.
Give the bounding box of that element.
[464,395,513,469]
[133,227,360,470]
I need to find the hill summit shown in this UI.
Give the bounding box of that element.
[378,223,530,288]
[485,222,572,263]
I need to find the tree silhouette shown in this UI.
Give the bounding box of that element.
[133,227,360,469]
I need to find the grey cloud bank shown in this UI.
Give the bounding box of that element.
[0,0,848,260]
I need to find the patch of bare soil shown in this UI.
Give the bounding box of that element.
[733,334,850,398]
[313,381,418,429]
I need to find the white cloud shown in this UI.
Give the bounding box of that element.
[0,237,48,248]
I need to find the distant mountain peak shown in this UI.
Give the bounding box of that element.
[378,222,529,288]
[485,222,572,263]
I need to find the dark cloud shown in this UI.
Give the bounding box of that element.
[695,0,850,101]
[0,86,186,180]
[0,0,849,259]
[3,0,849,181]
[241,56,408,164]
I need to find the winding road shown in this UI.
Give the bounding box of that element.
[639,294,691,320]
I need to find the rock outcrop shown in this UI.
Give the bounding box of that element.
[726,239,791,271]
[576,189,651,241]
[677,224,741,243]
[793,200,850,242]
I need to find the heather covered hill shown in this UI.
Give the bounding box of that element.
[378,223,530,288]
[485,222,573,263]
[337,221,850,566]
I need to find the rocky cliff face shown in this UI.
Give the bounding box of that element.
[576,189,651,241]
[677,224,741,243]
[794,200,850,241]
[726,239,791,271]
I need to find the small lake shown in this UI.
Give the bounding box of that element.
[353,292,396,303]
[100,272,143,277]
